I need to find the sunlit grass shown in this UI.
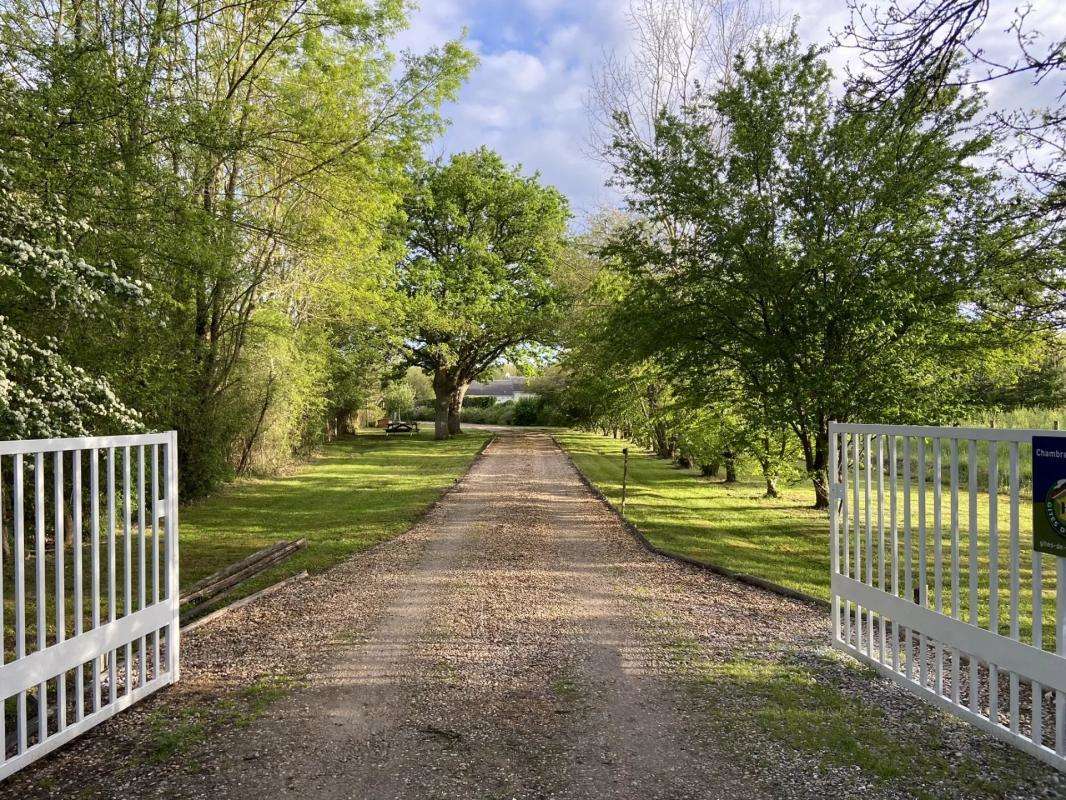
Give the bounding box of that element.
[2,430,490,660]
[556,431,1061,647]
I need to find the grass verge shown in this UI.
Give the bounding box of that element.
[179,429,492,602]
[555,431,1060,645]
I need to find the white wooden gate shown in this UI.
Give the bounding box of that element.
[830,422,1066,771]
[0,432,180,780]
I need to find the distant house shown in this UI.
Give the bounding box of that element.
[466,376,536,404]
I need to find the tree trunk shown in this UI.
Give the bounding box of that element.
[798,424,830,509]
[447,383,467,436]
[723,450,737,483]
[432,369,458,440]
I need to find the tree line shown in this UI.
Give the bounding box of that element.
[548,1,1064,508]
[0,0,571,497]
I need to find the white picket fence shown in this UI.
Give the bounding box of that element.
[829,422,1066,771]
[0,432,180,780]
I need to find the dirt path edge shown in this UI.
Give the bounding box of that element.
[550,433,829,611]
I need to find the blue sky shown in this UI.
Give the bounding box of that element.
[395,0,1064,223]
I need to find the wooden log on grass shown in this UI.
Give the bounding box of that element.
[180,538,306,608]
[182,571,310,629]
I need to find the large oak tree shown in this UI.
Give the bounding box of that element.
[397,148,569,439]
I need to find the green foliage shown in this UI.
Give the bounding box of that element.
[597,30,1060,505]
[396,147,570,436]
[0,164,145,438]
[0,0,474,494]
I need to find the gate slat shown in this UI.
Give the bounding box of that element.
[138,446,147,688]
[54,451,66,731]
[968,439,979,714]
[13,454,27,754]
[1009,442,1020,734]
[107,447,116,706]
[904,436,913,680]
[989,443,1000,725]
[152,444,161,679]
[73,451,84,723]
[950,437,960,705]
[123,446,132,695]
[918,438,928,688]
[877,435,886,663]
[843,433,851,646]
[1,456,5,756]
[890,435,900,671]
[933,438,943,695]
[865,434,874,657]
[34,452,47,742]
[853,433,863,650]
[90,448,101,713]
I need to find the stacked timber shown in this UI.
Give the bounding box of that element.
[180,538,307,611]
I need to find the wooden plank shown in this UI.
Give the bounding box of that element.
[183,571,309,631]
[180,540,306,609]
[180,539,295,600]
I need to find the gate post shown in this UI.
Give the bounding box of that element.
[828,421,840,645]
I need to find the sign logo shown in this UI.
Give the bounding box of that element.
[1033,436,1066,555]
[1044,480,1066,535]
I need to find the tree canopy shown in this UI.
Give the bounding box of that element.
[397,148,570,439]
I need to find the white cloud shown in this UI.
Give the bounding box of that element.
[402,0,1064,229]
[482,50,549,92]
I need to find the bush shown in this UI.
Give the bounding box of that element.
[512,396,542,425]
[463,395,496,408]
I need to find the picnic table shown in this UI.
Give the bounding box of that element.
[384,420,419,436]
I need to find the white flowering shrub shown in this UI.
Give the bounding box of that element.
[0,164,147,439]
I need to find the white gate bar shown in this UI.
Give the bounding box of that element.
[73,450,84,723]
[831,421,1066,772]
[877,436,886,663]
[1009,442,1020,734]
[950,437,960,705]
[834,575,1066,695]
[54,450,66,732]
[0,432,170,456]
[34,451,47,742]
[989,443,1000,722]
[0,604,174,697]
[967,438,979,713]
[890,435,900,671]
[832,423,1066,442]
[0,431,179,781]
[13,453,27,754]
[903,436,913,679]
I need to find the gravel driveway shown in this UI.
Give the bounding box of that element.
[3,431,1063,799]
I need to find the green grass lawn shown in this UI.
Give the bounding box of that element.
[3,429,491,658]
[179,429,491,597]
[556,431,1061,647]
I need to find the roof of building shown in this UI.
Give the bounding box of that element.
[467,376,529,397]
